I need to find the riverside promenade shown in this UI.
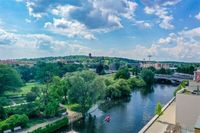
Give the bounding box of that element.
[139,98,177,133]
[16,110,82,133]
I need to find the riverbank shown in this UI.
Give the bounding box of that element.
[17,110,82,133]
[139,97,176,133]
[57,84,177,133]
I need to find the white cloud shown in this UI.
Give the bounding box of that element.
[1,27,200,62]
[144,7,155,14]
[134,21,152,29]
[0,28,94,59]
[0,29,17,45]
[25,18,31,23]
[44,18,95,40]
[98,27,200,61]
[144,4,175,30]
[51,5,78,17]
[25,1,43,19]
[161,0,181,6]
[195,12,200,20]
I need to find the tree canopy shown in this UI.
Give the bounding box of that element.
[67,70,106,114]
[140,69,155,86]
[115,67,130,79]
[0,64,23,93]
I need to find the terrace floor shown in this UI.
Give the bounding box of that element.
[145,100,177,133]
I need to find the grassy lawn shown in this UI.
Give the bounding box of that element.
[64,103,81,112]
[100,73,115,79]
[4,82,43,97]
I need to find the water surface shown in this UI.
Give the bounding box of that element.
[59,84,176,133]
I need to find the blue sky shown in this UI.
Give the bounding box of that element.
[0,0,200,62]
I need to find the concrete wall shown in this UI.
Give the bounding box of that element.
[176,93,200,131]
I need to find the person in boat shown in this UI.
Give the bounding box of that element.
[104,115,111,123]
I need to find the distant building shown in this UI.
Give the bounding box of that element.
[89,53,92,58]
[140,61,170,70]
[155,63,170,70]
[194,69,200,82]
[0,59,34,66]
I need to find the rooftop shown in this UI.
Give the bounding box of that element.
[195,116,200,129]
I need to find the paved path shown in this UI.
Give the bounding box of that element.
[16,108,82,133]
[145,100,176,133]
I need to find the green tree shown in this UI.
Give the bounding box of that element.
[68,71,105,115]
[115,79,131,97]
[34,62,59,83]
[128,77,146,89]
[0,105,6,120]
[0,64,23,93]
[26,92,37,102]
[106,85,121,99]
[61,77,70,102]
[15,65,34,82]
[140,69,155,86]
[49,76,64,102]
[96,63,105,75]
[31,86,40,97]
[132,66,140,76]
[44,100,59,118]
[155,102,163,115]
[115,67,130,79]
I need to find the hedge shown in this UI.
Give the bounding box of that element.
[0,114,29,132]
[30,117,68,133]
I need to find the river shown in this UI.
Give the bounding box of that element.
[58,84,177,133]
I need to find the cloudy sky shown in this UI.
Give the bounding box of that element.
[0,0,200,62]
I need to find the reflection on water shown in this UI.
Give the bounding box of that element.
[58,84,177,133]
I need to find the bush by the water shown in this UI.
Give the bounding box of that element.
[0,114,29,132]
[128,77,146,89]
[30,117,68,133]
[173,80,187,96]
[105,79,131,99]
[140,69,155,85]
[114,67,130,79]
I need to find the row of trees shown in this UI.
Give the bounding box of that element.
[115,67,155,86]
[14,62,84,82]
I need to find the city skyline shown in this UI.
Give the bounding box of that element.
[0,0,200,62]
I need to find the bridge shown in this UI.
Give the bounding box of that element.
[155,73,194,84]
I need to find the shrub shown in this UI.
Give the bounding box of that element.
[0,97,12,106]
[0,114,29,132]
[67,104,82,112]
[5,103,40,118]
[128,77,146,89]
[106,85,121,99]
[115,79,131,97]
[30,117,68,133]
[155,102,163,115]
[114,67,130,79]
[105,79,131,99]
[26,92,37,102]
[44,101,59,118]
[173,80,187,96]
